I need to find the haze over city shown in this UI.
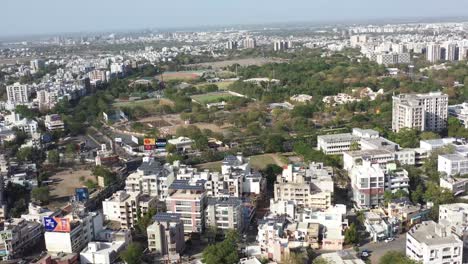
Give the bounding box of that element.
[2,0,468,36]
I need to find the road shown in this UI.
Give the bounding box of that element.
[360,235,406,263]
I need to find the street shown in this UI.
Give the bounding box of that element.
[361,235,406,264]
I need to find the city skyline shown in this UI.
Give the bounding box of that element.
[2,0,468,37]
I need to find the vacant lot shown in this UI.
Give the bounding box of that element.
[48,169,95,209]
[196,153,286,172]
[186,57,289,70]
[156,71,204,81]
[191,91,234,104]
[196,81,235,90]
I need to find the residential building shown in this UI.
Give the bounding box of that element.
[350,160,385,209]
[406,221,463,264]
[6,82,30,105]
[273,40,292,51]
[125,157,175,200]
[274,163,333,209]
[449,103,468,128]
[44,210,104,254]
[376,52,411,65]
[166,179,207,234]
[226,40,237,50]
[243,38,256,49]
[439,203,468,247]
[392,92,448,132]
[317,128,379,155]
[385,198,430,233]
[427,43,442,63]
[319,251,365,264]
[79,241,127,264]
[0,218,43,260]
[147,213,185,256]
[445,43,458,61]
[102,190,157,229]
[5,112,38,135]
[440,176,468,196]
[438,154,468,176]
[205,197,244,232]
[44,114,65,131]
[30,59,45,73]
[167,137,194,152]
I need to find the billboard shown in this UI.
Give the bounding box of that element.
[156,139,167,149]
[144,138,156,146]
[75,187,89,202]
[44,217,71,232]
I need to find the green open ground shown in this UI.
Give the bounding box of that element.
[195,81,235,90]
[191,92,234,104]
[113,98,174,112]
[157,71,204,81]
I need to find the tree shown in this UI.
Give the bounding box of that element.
[166,143,177,154]
[31,187,50,204]
[92,166,117,186]
[312,258,331,264]
[48,150,60,165]
[349,141,360,151]
[344,223,359,245]
[202,229,239,264]
[262,164,283,188]
[263,134,285,153]
[388,128,419,148]
[119,242,143,264]
[136,208,157,236]
[282,251,308,264]
[420,131,440,140]
[379,251,419,264]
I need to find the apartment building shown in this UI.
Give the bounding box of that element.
[0,218,43,260]
[406,221,463,264]
[427,43,442,63]
[392,92,448,132]
[102,190,157,229]
[350,160,385,209]
[448,103,468,128]
[147,213,185,256]
[274,163,333,209]
[439,203,468,247]
[6,82,30,105]
[438,154,468,176]
[166,180,207,234]
[317,128,379,155]
[125,157,175,200]
[205,197,244,232]
[44,114,65,131]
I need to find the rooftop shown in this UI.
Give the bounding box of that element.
[408,220,462,246]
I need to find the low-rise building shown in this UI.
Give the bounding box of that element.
[438,153,468,176]
[449,103,468,128]
[44,114,65,131]
[79,241,127,264]
[439,203,468,248]
[319,251,366,264]
[406,220,463,264]
[167,137,194,151]
[385,198,430,233]
[0,218,43,260]
[440,175,468,196]
[147,213,185,256]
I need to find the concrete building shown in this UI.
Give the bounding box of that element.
[44,211,103,254]
[102,190,157,229]
[5,112,38,135]
[44,114,65,131]
[205,197,244,232]
[147,213,185,256]
[445,43,458,61]
[79,241,127,264]
[449,103,468,128]
[427,43,442,63]
[273,40,292,51]
[376,52,411,65]
[166,180,207,234]
[30,59,45,73]
[439,203,468,247]
[243,38,256,49]
[6,82,30,105]
[225,40,237,50]
[350,160,385,209]
[317,128,379,155]
[319,251,365,264]
[274,163,333,209]
[440,176,468,196]
[392,92,448,132]
[125,157,175,200]
[0,218,43,260]
[406,221,463,264]
[438,154,468,176]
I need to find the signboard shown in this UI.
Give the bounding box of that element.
[115,137,122,143]
[44,217,71,232]
[144,145,154,151]
[144,138,156,146]
[131,135,139,145]
[75,187,89,202]
[156,139,167,149]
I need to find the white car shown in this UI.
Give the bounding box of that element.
[385,237,395,243]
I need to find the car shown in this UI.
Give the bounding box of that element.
[385,237,395,243]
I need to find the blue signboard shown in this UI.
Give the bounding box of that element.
[156,139,167,149]
[75,188,89,202]
[44,217,58,232]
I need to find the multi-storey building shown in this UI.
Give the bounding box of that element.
[44,114,65,131]
[438,154,468,176]
[102,190,157,229]
[406,221,463,264]
[0,218,43,260]
[243,37,256,49]
[317,128,379,155]
[274,163,333,209]
[445,43,458,61]
[392,92,448,132]
[166,180,207,234]
[125,157,175,200]
[427,43,442,63]
[350,160,385,209]
[205,197,244,232]
[147,213,185,256]
[6,82,30,105]
[448,103,468,128]
[439,203,468,247]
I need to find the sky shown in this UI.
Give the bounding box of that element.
[2,0,468,36]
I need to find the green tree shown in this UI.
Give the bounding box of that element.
[349,141,360,151]
[202,229,239,264]
[312,258,331,264]
[119,242,143,264]
[379,251,419,264]
[92,166,117,186]
[262,164,283,188]
[31,187,50,204]
[136,208,157,236]
[263,134,285,153]
[15,105,38,119]
[388,128,419,148]
[344,223,359,245]
[420,131,440,140]
[282,251,308,264]
[47,150,60,165]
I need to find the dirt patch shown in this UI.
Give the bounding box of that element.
[48,169,95,208]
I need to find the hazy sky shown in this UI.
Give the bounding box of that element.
[2,0,468,36]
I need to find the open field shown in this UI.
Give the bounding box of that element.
[156,71,204,81]
[195,81,235,90]
[196,153,286,171]
[185,57,289,70]
[191,91,234,104]
[48,169,95,209]
[113,98,174,113]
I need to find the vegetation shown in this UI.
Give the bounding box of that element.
[202,229,240,264]
[119,242,144,264]
[344,223,359,245]
[379,251,419,264]
[31,186,50,204]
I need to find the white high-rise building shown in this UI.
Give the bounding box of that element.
[6,82,30,105]
[445,43,458,61]
[392,92,448,132]
[427,44,442,63]
[243,38,256,49]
